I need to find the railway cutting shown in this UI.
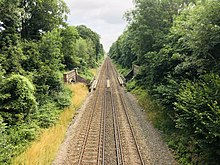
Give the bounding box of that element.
[53,57,177,165]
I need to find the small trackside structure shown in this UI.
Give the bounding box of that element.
[63,68,90,84]
[63,68,78,83]
[125,64,140,81]
[133,64,140,76]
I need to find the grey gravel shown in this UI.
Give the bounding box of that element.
[53,60,178,165]
[52,89,178,165]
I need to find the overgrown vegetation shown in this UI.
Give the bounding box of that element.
[0,0,104,164]
[12,83,89,165]
[109,0,220,164]
[112,61,130,77]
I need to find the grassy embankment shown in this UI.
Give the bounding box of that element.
[12,83,89,165]
[126,81,164,126]
[113,62,171,130]
[89,69,97,77]
[126,80,182,163]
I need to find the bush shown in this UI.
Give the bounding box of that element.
[0,115,40,164]
[0,74,37,124]
[174,73,220,163]
[0,115,10,164]
[126,80,136,91]
[33,102,61,128]
[56,89,72,108]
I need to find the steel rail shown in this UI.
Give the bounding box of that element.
[106,58,122,165]
[107,59,124,165]
[110,87,124,165]
[102,88,107,165]
[101,59,109,165]
[77,60,107,165]
[119,91,145,165]
[97,82,105,165]
[109,58,145,165]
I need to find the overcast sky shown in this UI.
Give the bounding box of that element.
[63,0,134,52]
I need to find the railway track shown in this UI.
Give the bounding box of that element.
[63,60,106,165]
[107,58,145,165]
[57,58,145,165]
[102,60,123,165]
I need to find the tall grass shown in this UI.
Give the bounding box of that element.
[12,83,88,165]
[89,69,97,76]
[126,81,172,130]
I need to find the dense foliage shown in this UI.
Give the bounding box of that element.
[109,0,220,164]
[0,0,104,164]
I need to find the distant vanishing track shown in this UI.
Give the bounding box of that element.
[53,57,177,165]
[71,58,145,164]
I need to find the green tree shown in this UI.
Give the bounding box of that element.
[20,0,69,40]
[174,74,220,162]
[0,0,103,163]
[76,25,103,61]
[109,0,220,164]
[0,74,37,124]
[75,38,90,70]
[33,28,64,103]
[115,31,137,68]
[0,0,24,74]
[60,26,80,70]
[20,40,42,72]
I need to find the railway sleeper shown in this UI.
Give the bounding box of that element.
[84,147,98,151]
[83,149,98,154]
[83,155,98,160]
[86,141,98,145]
[82,159,97,163]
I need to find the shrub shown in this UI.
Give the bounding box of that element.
[0,115,10,164]
[0,74,37,124]
[174,73,220,163]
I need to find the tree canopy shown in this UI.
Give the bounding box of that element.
[0,0,104,164]
[109,0,220,164]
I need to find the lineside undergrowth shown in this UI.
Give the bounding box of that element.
[12,83,88,165]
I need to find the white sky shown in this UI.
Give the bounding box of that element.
[63,0,134,52]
